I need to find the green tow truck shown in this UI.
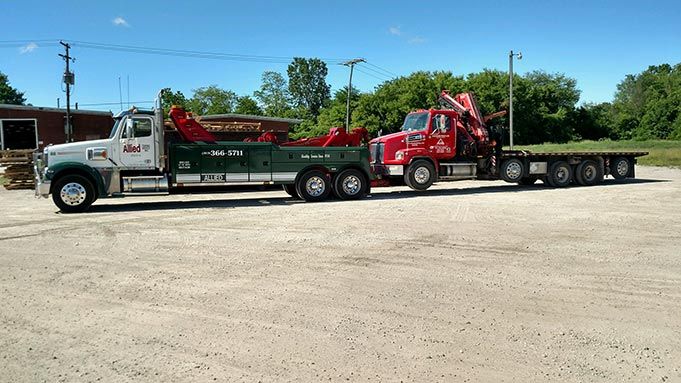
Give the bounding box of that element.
[34,96,372,213]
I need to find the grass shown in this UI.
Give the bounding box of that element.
[0,174,6,186]
[511,139,681,167]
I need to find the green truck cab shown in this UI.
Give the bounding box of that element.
[34,97,371,213]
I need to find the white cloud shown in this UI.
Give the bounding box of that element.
[19,42,38,54]
[388,26,401,36]
[408,37,427,44]
[112,16,130,27]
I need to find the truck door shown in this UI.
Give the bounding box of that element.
[427,113,455,159]
[118,116,156,169]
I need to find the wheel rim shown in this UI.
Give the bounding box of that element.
[506,162,522,180]
[584,164,597,182]
[341,175,361,196]
[60,182,87,206]
[414,167,430,184]
[305,176,326,197]
[616,160,628,176]
[555,166,570,184]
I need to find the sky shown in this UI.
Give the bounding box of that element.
[2,0,680,112]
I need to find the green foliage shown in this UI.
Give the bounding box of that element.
[0,71,26,105]
[186,85,238,115]
[287,58,330,118]
[234,96,262,115]
[254,71,291,117]
[610,64,681,140]
[160,87,188,116]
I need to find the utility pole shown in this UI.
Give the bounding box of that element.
[508,50,522,150]
[59,41,75,142]
[342,58,365,129]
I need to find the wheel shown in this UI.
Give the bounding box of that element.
[575,160,603,186]
[295,170,331,202]
[283,184,301,199]
[52,174,96,213]
[547,161,572,188]
[404,160,436,191]
[333,169,367,200]
[500,159,525,183]
[610,157,631,179]
[518,176,538,185]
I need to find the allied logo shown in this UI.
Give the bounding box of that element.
[123,144,141,153]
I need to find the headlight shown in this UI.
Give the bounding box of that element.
[395,152,404,160]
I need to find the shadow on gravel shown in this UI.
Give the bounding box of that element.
[85,178,666,214]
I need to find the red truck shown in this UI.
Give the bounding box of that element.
[367,91,647,189]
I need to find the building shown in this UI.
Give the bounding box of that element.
[0,104,114,150]
[197,113,302,142]
[0,104,302,150]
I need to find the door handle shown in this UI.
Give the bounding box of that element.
[263,161,269,166]
[240,161,247,167]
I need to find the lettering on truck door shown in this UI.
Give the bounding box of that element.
[427,113,455,159]
[118,116,156,168]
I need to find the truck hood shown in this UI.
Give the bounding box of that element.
[370,130,411,145]
[46,139,113,166]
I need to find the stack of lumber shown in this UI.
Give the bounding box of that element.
[0,150,35,190]
[198,121,262,133]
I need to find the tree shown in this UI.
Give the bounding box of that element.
[0,71,26,105]
[160,87,188,115]
[287,58,330,117]
[187,85,238,115]
[234,96,263,115]
[294,86,362,138]
[609,63,681,140]
[254,71,291,117]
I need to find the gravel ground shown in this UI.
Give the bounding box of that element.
[1,166,680,382]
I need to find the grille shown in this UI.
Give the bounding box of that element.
[375,143,384,164]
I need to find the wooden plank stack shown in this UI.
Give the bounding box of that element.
[0,150,35,190]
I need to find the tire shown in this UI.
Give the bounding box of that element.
[518,176,538,185]
[500,159,525,183]
[547,161,572,188]
[404,160,436,191]
[575,160,603,186]
[283,184,301,199]
[333,169,367,200]
[52,174,96,213]
[295,170,331,202]
[610,156,631,179]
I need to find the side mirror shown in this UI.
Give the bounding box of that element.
[125,118,134,138]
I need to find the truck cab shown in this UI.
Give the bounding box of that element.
[370,107,482,190]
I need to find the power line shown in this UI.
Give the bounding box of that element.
[356,63,395,80]
[364,61,399,78]
[77,100,154,107]
[68,40,351,64]
[354,66,392,82]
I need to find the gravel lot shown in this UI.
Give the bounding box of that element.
[1,166,680,382]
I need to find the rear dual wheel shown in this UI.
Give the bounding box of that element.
[575,160,603,186]
[332,169,367,200]
[544,161,572,188]
[610,156,631,179]
[294,169,368,202]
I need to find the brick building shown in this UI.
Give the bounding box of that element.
[0,104,114,150]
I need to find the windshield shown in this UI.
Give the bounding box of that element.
[109,118,121,139]
[401,112,428,132]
